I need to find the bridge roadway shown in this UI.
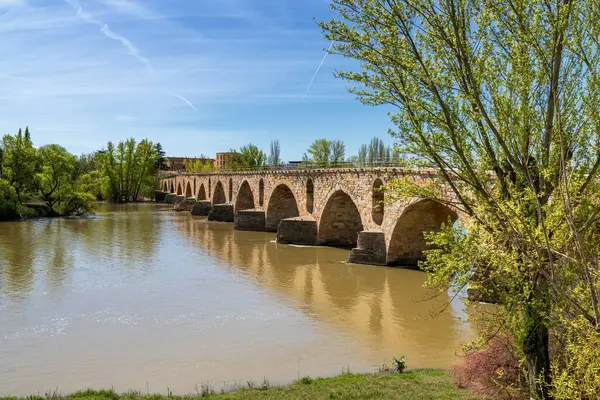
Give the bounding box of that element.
[158,168,461,267]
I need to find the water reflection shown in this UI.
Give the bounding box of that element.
[174,214,472,368]
[0,204,474,396]
[0,204,165,300]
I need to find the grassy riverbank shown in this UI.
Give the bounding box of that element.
[1,370,476,400]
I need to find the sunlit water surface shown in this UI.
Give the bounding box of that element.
[0,204,473,395]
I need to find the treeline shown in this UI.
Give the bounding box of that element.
[0,128,163,221]
[184,137,402,172]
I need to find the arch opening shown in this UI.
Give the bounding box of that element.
[228,178,233,202]
[306,178,314,214]
[372,178,384,226]
[259,179,264,207]
[265,184,299,231]
[235,181,255,211]
[185,181,193,198]
[176,183,183,196]
[387,200,458,267]
[318,190,363,247]
[212,181,226,205]
[170,182,175,194]
[208,178,212,197]
[197,184,207,200]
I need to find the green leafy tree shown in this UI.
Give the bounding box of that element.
[321,0,600,398]
[35,145,77,213]
[154,143,168,171]
[357,144,368,166]
[97,138,158,202]
[306,139,332,166]
[1,128,37,203]
[269,140,281,166]
[331,140,346,165]
[230,144,267,170]
[0,178,18,220]
[184,157,214,173]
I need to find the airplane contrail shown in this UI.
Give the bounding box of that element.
[65,0,153,71]
[171,93,198,113]
[302,41,335,100]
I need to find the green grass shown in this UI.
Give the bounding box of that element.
[1,370,477,400]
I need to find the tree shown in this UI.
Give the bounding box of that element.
[35,145,77,213]
[269,140,281,166]
[1,128,37,203]
[306,139,332,166]
[230,144,267,170]
[154,143,168,171]
[321,0,600,398]
[97,138,158,202]
[357,144,368,166]
[331,140,346,165]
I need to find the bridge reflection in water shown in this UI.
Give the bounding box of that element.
[174,212,475,369]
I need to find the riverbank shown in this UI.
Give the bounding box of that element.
[0,370,476,400]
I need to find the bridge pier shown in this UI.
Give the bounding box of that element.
[155,191,168,203]
[348,231,387,265]
[164,193,176,204]
[191,200,212,216]
[234,209,266,231]
[276,216,317,245]
[175,197,196,212]
[208,203,234,222]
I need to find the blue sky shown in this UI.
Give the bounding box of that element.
[0,0,394,161]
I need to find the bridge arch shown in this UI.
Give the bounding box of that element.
[306,178,314,214]
[170,181,175,194]
[387,199,458,267]
[265,184,300,231]
[212,181,226,205]
[235,180,255,211]
[176,182,183,196]
[197,184,207,200]
[185,181,193,198]
[259,178,265,207]
[318,189,364,246]
[372,178,384,225]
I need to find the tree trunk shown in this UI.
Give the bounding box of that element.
[524,274,552,399]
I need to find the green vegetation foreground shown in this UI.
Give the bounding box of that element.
[0,371,476,400]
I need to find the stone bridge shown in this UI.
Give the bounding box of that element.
[158,168,461,267]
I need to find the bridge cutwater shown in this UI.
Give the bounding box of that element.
[158,168,462,267]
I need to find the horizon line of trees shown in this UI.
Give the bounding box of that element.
[182,137,402,172]
[0,128,164,220]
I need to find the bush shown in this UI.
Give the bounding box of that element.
[393,356,407,373]
[0,178,19,221]
[452,335,525,399]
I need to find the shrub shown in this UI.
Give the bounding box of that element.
[393,356,407,373]
[452,335,525,399]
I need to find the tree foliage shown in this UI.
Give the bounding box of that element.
[269,140,281,166]
[1,128,36,203]
[356,137,400,166]
[229,143,267,170]
[305,138,346,166]
[184,157,214,173]
[321,0,600,398]
[97,138,158,202]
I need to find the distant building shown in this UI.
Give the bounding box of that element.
[166,157,215,172]
[215,152,238,170]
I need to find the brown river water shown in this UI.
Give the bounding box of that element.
[0,204,474,395]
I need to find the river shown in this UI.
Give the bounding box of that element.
[0,204,474,395]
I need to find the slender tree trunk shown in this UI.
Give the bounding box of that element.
[524,274,552,399]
